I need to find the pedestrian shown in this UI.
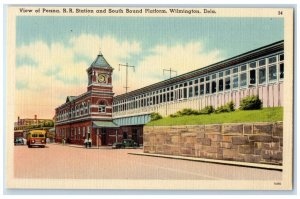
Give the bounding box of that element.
[88,138,92,148]
[84,138,88,148]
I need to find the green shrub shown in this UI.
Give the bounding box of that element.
[169,113,179,118]
[215,101,235,113]
[239,95,262,110]
[199,106,214,114]
[178,108,199,116]
[150,112,163,121]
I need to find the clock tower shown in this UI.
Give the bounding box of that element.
[86,52,114,93]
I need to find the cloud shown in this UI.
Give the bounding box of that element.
[120,42,223,93]
[15,35,223,119]
[15,35,142,119]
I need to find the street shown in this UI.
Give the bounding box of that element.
[14,144,282,180]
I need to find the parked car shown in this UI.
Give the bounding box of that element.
[112,139,139,149]
[14,137,24,145]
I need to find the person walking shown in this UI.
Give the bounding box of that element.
[84,138,88,148]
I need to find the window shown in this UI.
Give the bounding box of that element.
[259,67,266,84]
[280,63,284,79]
[189,81,193,86]
[99,101,106,113]
[205,82,210,94]
[205,76,210,81]
[258,59,266,66]
[200,84,204,95]
[219,79,224,91]
[279,54,284,61]
[225,77,231,90]
[219,72,223,77]
[269,64,277,81]
[188,87,193,97]
[240,65,247,71]
[212,81,217,93]
[183,88,187,98]
[200,78,204,83]
[194,86,199,96]
[212,74,216,79]
[233,67,238,73]
[250,70,256,84]
[268,56,277,64]
[194,80,198,84]
[250,62,256,68]
[240,73,247,87]
[233,75,239,89]
[225,70,230,76]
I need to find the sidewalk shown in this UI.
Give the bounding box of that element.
[50,142,112,149]
[128,152,283,171]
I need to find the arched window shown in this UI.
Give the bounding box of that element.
[80,104,84,115]
[98,101,106,113]
[83,102,88,114]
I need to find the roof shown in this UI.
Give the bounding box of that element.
[66,96,77,103]
[91,52,112,68]
[114,40,284,100]
[92,121,120,128]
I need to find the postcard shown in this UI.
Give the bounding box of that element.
[5,6,294,190]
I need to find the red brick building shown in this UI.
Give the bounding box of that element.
[55,52,144,146]
[14,115,53,139]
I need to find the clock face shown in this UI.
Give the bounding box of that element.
[97,74,106,83]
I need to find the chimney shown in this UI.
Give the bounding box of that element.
[18,116,20,124]
[34,115,37,120]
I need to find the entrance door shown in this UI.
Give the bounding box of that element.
[101,128,107,145]
[132,129,138,144]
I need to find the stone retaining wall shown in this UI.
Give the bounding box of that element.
[144,122,283,165]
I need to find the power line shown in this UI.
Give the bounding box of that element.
[119,63,135,93]
[163,68,177,79]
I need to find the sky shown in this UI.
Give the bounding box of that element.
[15,16,283,119]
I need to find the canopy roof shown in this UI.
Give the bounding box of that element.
[92,121,120,128]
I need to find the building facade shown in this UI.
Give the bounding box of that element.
[55,53,144,146]
[55,40,284,146]
[112,40,284,118]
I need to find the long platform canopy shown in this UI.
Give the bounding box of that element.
[92,121,120,128]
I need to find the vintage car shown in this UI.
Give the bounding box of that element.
[112,139,139,149]
[14,137,24,145]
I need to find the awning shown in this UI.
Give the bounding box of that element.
[92,121,120,128]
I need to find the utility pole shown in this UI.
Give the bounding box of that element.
[163,68,177,79]
[119,62,135,93]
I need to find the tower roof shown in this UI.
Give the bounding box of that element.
[90,52,112,68]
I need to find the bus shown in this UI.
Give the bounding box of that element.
[26,130,46,148]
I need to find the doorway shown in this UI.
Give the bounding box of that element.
[132,129,138,144]
[101,128,107,145]
[123,132,128,139]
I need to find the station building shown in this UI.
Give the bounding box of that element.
[55,40,284,146]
